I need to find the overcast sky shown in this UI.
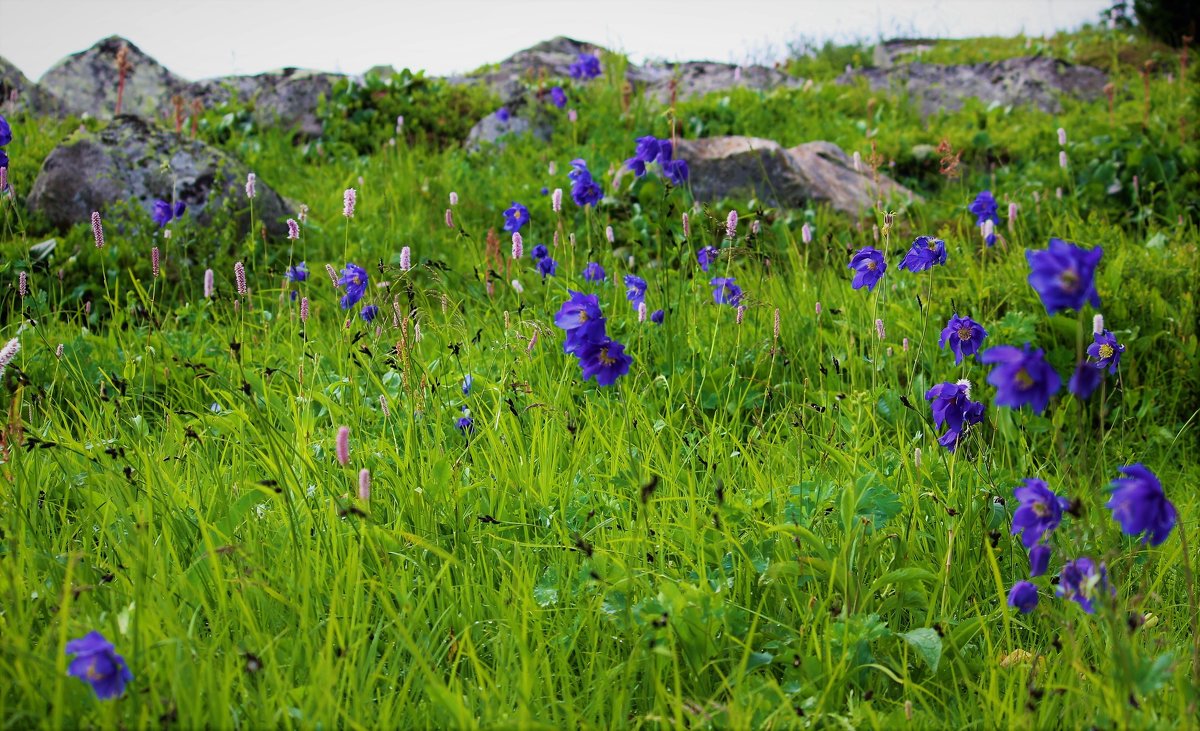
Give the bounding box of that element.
[2,0,1113,81]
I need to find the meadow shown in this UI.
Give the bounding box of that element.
[1,22,1199,729]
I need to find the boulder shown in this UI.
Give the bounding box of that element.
[871,39,939,69]
[837,57,1107,116]
[39,36,188,120]
[0,55,62,115]
[186,68,344,138]
[675,136,919,216]
[447,36,603,105]
[27,115,291,236]
[629,61,801,103]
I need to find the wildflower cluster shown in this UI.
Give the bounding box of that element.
[554,292,632,386]
[623,136,688,186]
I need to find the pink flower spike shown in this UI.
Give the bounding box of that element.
[336,426,350,466]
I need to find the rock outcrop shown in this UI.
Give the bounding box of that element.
[39,36,187,119]
[27,115,291,236]
[630,61,800,103]
[837,57,1107,116]
[676,136,919,216]
[187,68,343,138]
[1,55,62,115]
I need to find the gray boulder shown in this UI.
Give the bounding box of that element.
[465,112,551,151]
[39,36,188,120]
[837,57,1107,116]
[447,36,602,105]
[675,136,919,216]
[630,61,801,103]
[186,68,344,138]
[871,39,939,69]
[27,115,291,237]
[1,55,62,115]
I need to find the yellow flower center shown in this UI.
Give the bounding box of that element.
[579,312,588,323]
[1059,270,1079,291]
[1015,368,1034,389]
[86,662,105,680]
[1031,501,1049,518]
[1099,344,1114,359]
[957,326,973,341]
[598,347,615,366]
[866,261,877,271]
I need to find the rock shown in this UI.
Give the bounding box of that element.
[448,36,602,105]
[629,61,801,103]
[837,57,1107,116]
[464,112,551,152]
[39,36,188,120]
[27,115,291,236]
[0,55,62,115]
[675,136,919,216]
[186,68,343,138]
[872,39,939,69]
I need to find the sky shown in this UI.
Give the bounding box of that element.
[1,0,1114,82]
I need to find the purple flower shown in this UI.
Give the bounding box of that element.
[925,380,985,452]
[495,106,511,122]
[1056,557,1112,614]
[662,159,689,186]
[697,246,719,273]
[360,304,379,322]
[549,86,567,108]
[503,202,530,233]
[938,314,988,365]
[151,199,186,227]
[285,262,309,283]
[1087,330,1124,373]
[980,344,1061,414]
[1026,238,1103,314]
[568,159,603,207]
[537,256,558,279]
[0,114,11,148]
[897,236,947,272]
[969,190,999,226]
[66,632,133,700]
[624,274,647,307]
[709,277,744,306]
[568,53,602,80]
[1011,478,1068,548]
[848,247,887,291]
[1068,360,1103,400]
[635,136,663,163]
[462,374,473,395]
[530,244,549,261]
[577,338,632,386]
[337,263,369,309]
[554,290,607,354]
[582,262,606,282]
[1007,581,1039,614]
[1029,545,1051,577]
[456,415,475,434]
[1106,464,1176,546]
[650,309,664,324]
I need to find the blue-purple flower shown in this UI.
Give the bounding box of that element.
[66,632,133,700]
[925,380,985,452]
[1007,581,1039,614]
[1056,557,1112,614]
[537,256,558,279]
[969,190,999,226]
[980,344,1061,414]
[495,106,511,122]
[1026,238,1103,314]
[577,338,632,386]
[1029,545,1051,577]
[938,314,988,365]
[0,114,10,168]
[151,199,186,227]
[568,159,603,207]
[1087,330,1124,373]
[1068,360,1103,400]
[456,415,475,434]
[360,304,380,322]
[549,86,567,108]
[848,247,886,292]
[582,262,606,282]
[554,290,606,354]
[710,277,744,306]
[462,374,473,395]
[697,246,719,273]
[530,244,549,261]
[650,309,664,324]
[568,53,602,80]
[503,202,530,233]
[662,159,689,186]
[624,274,647,307]
[337,263,369,309]
[285,262,309,283]
[1106,464,1176,546]
[897,236,947,272]
[1011,478,1068,548]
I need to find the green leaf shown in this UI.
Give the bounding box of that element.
[901,628,942,673]
[870,568,937,594]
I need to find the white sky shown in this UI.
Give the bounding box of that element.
[1,0,1113,82]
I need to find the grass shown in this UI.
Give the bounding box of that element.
[1,24,1199,729]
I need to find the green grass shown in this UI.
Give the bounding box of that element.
[1,26,1199,729]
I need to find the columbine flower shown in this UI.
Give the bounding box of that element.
[343,188,356,218]
[1056,557,1112,614]
[537,256,558,279]
[554,290,606,354]
[650,309,664,324]
[1007,581,1038,614]
[980,344,1061,414]
[938,314,988,365]
[848,247,887,292]
[577,338,632,385]
[0,114,11,150]
[360,304,380,322]
[568,53,602,80]
[624,275,647,307]
[1011,478,1067,548]
[1106,464,1176,546]
[504,202,529,233]
[495,106,511,122]
[1068,360,1103,400]
[285,262,308,283]
[66,632,133,700]
[568,159,602,207]
[582,262,606,282]
[968,190,999,227]
[530,244,548,261]
[152,199,186,227]
[337,263,368,309]
[925,381,985,452]
[662,159,689,186]
[697,246,719,273]
[549,86,567,108]
[897,236,947,272]
[1029,545,1051,577]
[1087,330,1124,373]
[456,415,475,434]
[1026,238,1103,314]
[709,277,743,306]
